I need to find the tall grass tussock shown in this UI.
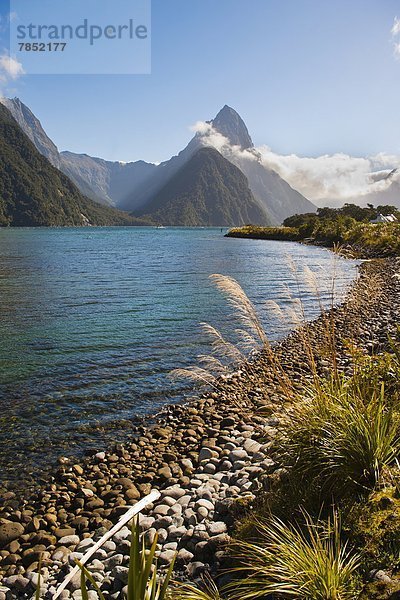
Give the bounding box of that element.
[228,512,361,600]
[277,371,400,499]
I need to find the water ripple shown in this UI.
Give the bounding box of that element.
[0,227,359,489]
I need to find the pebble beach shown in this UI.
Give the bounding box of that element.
[1,257,399,600]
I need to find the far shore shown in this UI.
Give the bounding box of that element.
[225,222,400,258]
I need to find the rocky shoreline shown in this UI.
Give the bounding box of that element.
[1,257,399,599]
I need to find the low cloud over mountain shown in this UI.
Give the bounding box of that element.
[192,118,400,208]
[255,148,400,207]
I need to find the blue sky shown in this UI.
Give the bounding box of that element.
[0,0,400,164]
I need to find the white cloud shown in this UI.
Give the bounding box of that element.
[191,120,400,206]
[257,148,400,204]
[391,17,400,60]
[190,121,211,135]
[0,54,24,80]
[191,120,258,162]
[392,16,400,36]
[0,53,24,97]
[191,121,234,153]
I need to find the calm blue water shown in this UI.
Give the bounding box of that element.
[0,227,359,489]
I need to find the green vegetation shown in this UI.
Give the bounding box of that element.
[168,274,400,599]
[77,518,175,600]
[346,487,400,573]
[0,103,150,227]
[225,225,300,241]
[278,372,400,500]
[172,575,223,600]
[284,204,400,230]
[343,222,400,256]
[232,345,400,599]
[126,517,175,600]
[69,512,362,600]
[227,204,400,256]
[136,148,272,227]
[228,513,361,600]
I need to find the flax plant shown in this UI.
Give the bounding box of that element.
[75,517,175,600]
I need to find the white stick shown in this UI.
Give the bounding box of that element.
[53,489,161,599]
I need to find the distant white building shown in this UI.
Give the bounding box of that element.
[370,213,398,224]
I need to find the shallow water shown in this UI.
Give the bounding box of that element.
[0,227,359,489]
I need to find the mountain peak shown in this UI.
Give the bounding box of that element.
[0,96,61,169]
[210,105,254,150]
[1,96,27,113]
[135,146,271,226]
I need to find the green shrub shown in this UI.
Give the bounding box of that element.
[229,512,361,600]
[344,484,400,572]
[277,374,400,499]
[226,225,300,241]
[232,204,400,256]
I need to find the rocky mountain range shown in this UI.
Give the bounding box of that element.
[0,103,148,227]
[60,152,157,207]
[122,105,316,224]
[137,147,270,226]
[0,98,319,226]
[0,97,158,208]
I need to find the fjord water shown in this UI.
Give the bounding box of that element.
[0,227,359,489]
